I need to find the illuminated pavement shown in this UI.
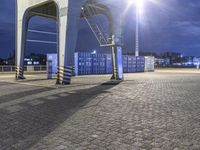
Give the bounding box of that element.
[0,70,200,150]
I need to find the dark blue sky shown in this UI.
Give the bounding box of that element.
[1,0,200,58]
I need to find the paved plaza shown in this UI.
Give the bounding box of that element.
[0,69,200,150]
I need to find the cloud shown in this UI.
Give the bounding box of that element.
[188,1,200,8]
[173,21,200,36]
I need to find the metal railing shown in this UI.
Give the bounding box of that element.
[0,65,47,72]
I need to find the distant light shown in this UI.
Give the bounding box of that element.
[33,61,39,65]
[127,0,144,9]
[127,0,144,15]
[127,0,134,5]
[91,50,96,54]
[27,61,32,65]
[135,0,144,15]
[135,0,144,10]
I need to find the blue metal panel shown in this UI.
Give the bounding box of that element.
[74,53,78,76]
[123,55,128,73]
[47,54,57,74]
[136,56,145,72]
[75,53,146,75]
[116,47,123,79]
[106,54,112,74]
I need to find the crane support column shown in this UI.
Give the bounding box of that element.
[15,11,29,80]
[57,1,82,85]
[109,2,124,81]
[111,36,123,80]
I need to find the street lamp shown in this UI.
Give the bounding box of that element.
[128,0,144,56]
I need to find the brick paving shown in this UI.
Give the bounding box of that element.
[0,71,200,150]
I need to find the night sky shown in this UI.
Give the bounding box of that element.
[1,0,200,58]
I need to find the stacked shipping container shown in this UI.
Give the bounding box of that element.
[122,55,128,73]
[122,56,145,73]
[105,54,113,74]
[92,53,106,74]
[144,56,155,72]
[46,52,154,76]
[136,56,145,72]
[74,52,154,75]
[74,52,109,75]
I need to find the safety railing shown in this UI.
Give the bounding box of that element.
[0,65,47,72]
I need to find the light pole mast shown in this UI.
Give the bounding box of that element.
[135,7,139,56]
[127,0,143,56]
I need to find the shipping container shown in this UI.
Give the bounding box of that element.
[123,55,128,73]
[47,54,57,74]
[106,54,113,74]
[136,56,145,72]
[75,52,111,75]
[74,52,148,75]
[145,56,155,72]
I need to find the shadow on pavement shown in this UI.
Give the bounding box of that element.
[17,78,56,82]
[0,80,121,149]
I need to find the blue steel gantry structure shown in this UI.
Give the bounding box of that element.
[16,0,124,84]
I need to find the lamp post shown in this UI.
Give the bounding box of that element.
[135,6,139,56]
[128,0,144,56]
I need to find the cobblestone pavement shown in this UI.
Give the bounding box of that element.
[0,71,200,150]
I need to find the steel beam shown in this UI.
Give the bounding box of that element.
[16,0,124,84]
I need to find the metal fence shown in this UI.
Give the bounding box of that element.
[0,65,47,72]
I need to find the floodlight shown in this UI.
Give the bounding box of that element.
[127,0,144,14]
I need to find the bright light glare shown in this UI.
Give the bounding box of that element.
[135,0,144,15]
[128,0,144,14]
[135,0,144,9]
[127,0,134,6]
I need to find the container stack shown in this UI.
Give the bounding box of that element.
[105,54,113,74]
[127,56,132,73]
[74,52,92,75]
[144,56,155,72]
[131,56,137,72]
[126,56,136,73]
[92,54,99,74]
[99,54,106,74]
[136,56,145,72]
[74,52,154,75]
[122,55,128,73]
[123,55,145,73]
[75,52,108,75]
[85,53,92,75]
[92,53,106,74]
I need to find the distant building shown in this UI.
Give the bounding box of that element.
[160,52,182,65]
[193,57,200,66]
[0,58,3,65]
[139,51,159,57]
[182,56,194,66]
[155,58,170,67]
[124,51,159,58]
[24,58,40,65]
[24,53,46,65]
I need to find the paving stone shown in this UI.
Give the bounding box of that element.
[6,105,23,113]
[0,72,200,149]
[28,100,44,106]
